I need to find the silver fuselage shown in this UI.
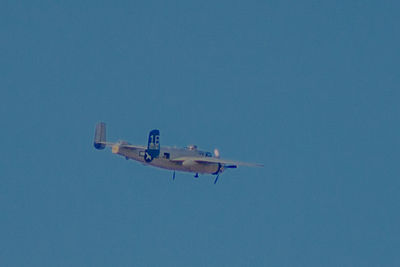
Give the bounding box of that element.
[112,143,221,174]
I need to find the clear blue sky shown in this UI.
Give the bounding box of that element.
[1,1,399,266]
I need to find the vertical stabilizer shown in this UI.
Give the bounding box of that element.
[144,129,160,162]
[94,122,106,149]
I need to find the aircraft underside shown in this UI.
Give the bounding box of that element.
[112,144,221,175]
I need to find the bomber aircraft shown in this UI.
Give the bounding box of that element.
[93,122,263,183]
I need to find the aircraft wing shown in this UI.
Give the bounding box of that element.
[170,157,263,167]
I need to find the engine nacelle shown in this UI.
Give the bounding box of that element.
[182,160,198,167]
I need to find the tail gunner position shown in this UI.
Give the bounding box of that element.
[94,122,263,184]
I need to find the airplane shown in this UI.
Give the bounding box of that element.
[93,122,263,183]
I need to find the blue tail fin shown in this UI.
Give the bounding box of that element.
[144,129,160,162]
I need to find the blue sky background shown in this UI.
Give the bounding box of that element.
[1,1,399,266]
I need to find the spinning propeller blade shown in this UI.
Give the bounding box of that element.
[214,174,220,184]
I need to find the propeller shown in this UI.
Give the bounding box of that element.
[214,174,220,184]
[213,163,223,184]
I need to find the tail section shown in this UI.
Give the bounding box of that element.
[144,129,160,162]
[94,122,106,149]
